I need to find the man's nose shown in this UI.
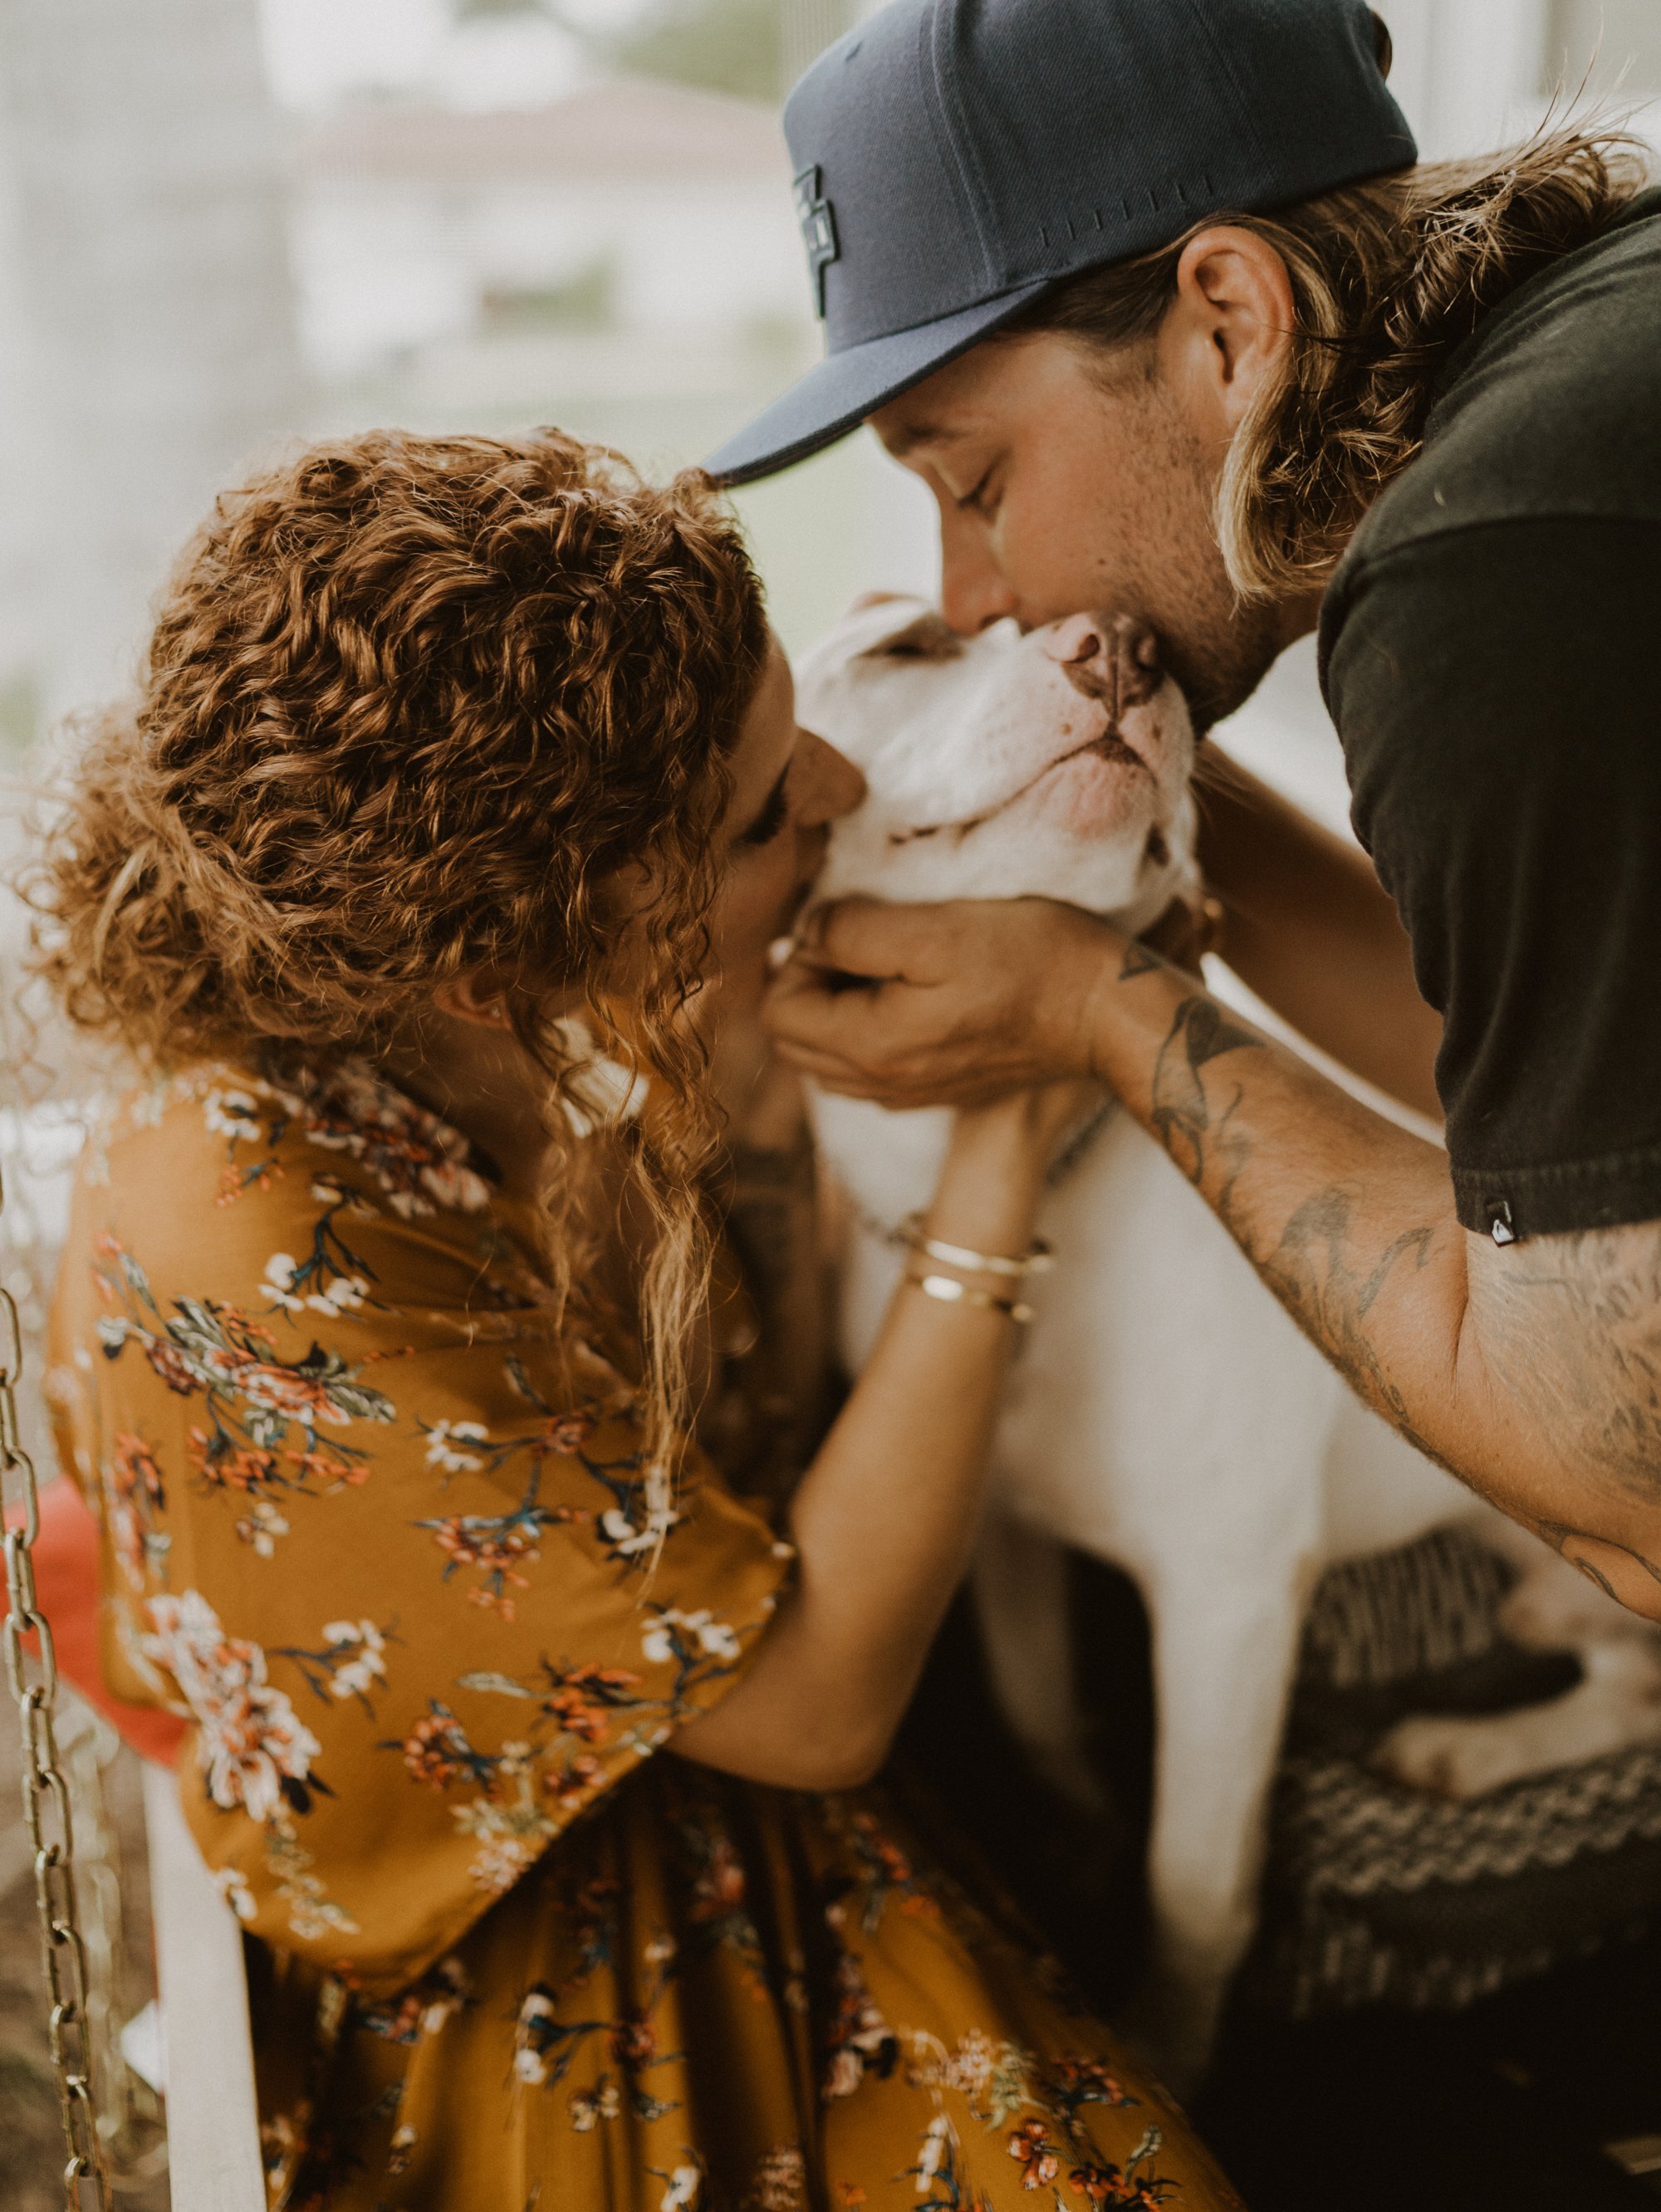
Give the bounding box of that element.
[937,503,1018,637]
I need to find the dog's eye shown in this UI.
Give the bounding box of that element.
[1144,826,1171,869]
[860,612,964,663]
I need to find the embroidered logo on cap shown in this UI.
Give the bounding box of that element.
[794,165,840,317]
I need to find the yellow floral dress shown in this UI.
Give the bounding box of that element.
[48,1057,1244,2212]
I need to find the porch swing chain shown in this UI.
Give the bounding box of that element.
[1,1162,112,2211]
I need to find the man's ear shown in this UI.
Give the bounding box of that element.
[1166,225,1296,437]
[433,974,514,1030]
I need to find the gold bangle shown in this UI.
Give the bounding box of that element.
[909,1270,1034,1324]
[901,1213,1054,1280]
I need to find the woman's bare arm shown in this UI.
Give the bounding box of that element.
[671,1089,1069,1791]
[1195,746,1443,1119]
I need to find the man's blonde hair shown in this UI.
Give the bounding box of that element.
[1011,123,1651,599]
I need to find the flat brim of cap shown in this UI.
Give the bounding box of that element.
[705,279,1056,486]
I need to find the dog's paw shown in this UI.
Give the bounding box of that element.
[1370,1715,1532,1801]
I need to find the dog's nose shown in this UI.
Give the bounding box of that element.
[1044,612,1163,715]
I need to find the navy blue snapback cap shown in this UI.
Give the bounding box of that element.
[707,0,1414,484]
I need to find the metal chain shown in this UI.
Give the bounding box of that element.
[64,1699,168,2180]
[0,1157,111,2211]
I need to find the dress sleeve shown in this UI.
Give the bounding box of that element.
[76,1148,795,1995]
[1325,514,1661,1240]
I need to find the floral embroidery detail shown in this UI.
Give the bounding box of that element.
[203,1058,493,1219]
[825,1806,938,1936]
[203,1086,263,1143]
[272,1618,394,1713]
[460,1813,547,1894]
[360,1955,471,2045]
[296,1060,494,1218]
[642,1607,741,1667]
[265,1818,359,1941]
[426,1736,560,1894]
[213,1864,257,1924]
[908,2028,1040,2128]
[1062,2130,1173,2207]
[142,1589,323,1823]
[747,2146,807,2211]
[262,1250,369,1320]
[234,1498,290,1557]
[514,1984,565,2087]
[823,1951,899,2099]
[411,1366,685,1610]
[570,2078,623,2130]
[394,1704,497,1792]
[902,2115,971,2210]
[96,1241,394,1505]
[1007,2119,1060,2190]
[105,1431,167,1590]
[1044,2057,1138,2120]
[423,1417,488,1473]
[419,1515,555,1618]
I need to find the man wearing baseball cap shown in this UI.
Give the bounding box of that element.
[732,4,1661,1619]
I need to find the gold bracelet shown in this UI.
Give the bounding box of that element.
[909,1270,1035,1324]
[901,1213,1054,1280]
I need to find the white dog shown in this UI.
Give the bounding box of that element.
[796,593,1661,2083]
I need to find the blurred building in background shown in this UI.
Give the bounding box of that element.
[0,0,1655,761]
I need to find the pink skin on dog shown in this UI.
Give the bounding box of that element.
[796,594,1195,931]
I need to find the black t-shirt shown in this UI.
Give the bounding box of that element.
[1318,184,1661,1244]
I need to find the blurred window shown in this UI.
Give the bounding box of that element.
[1546,0,1661,97]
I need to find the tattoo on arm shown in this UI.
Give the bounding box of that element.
[1138,986,1661,1559]
[1118,939,1164,981]
[1472,1226,1661,1499]
[1147,991,1446,1456]
[1149,996,1261,1199]
[1259,1187,1442,1456]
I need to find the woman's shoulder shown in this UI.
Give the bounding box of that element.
[68,1055,534,1327]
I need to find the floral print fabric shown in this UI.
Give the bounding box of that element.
[49,1059,1243,2212]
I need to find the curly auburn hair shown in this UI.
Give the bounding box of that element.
[29,427,771,1484]
[1008,119,1650,598]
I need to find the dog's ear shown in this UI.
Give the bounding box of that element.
[855,605,965,662]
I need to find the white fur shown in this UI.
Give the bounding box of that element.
[796,595,1661,2086]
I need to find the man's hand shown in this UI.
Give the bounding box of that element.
[767,894,1151,1109]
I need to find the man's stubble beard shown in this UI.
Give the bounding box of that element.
[1126,382,1291,737]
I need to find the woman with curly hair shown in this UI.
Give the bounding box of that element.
[37,428,1241,2210]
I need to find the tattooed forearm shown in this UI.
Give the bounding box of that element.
[1148,996,1261,1197]
[1101,962,1661,1605]
[1144,996,1444,1427]
[1534,1520,1661,1600]
[1257,1187,1444,1460]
